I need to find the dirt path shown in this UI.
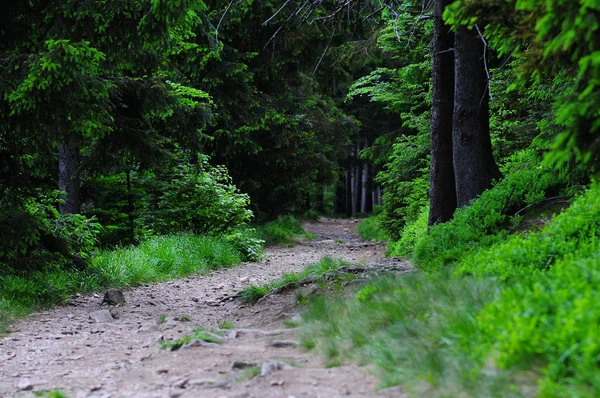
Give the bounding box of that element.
[1,219,409,398]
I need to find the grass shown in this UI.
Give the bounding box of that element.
[256,215,309,246]
[0,233,246,333]
[299,177,600,396]
[239,257,352,304]
[159,328,224,350]
[297,271,525,396]
[356,214,389,241]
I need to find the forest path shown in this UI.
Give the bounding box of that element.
[1,219,409,398]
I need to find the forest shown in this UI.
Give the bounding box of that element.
[1,0,599,397]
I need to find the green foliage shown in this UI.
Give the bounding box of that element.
[92,234,241,287]
[224,227,264,262]
[414,150,575,271]
[256,215,305,246]
[149,161,253,235]
[0,190,102,272]
[445,0,600,166]
[356,212,389,242]
[387,206,429,257]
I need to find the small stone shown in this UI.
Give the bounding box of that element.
[17,378,33,391]
[157,369,169,375]
[231,360,256,370]
[269,379,285,386]
[267,340,299,348]
[89,310,113,323]
[172,377,189,388]
[260,361,292,377]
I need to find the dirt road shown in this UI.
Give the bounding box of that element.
[0,219,408,398]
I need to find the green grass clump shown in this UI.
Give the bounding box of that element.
[160,328,224,350]
[0,233,246,332]
[256,215,305,246]
[239,257,351,303]
[356,215,389,241]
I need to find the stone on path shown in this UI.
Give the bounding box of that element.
[89,310,113,323]
[101,289,126,306]
[17,378,33,391]
[260,361,292,377]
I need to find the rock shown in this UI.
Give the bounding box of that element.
[181,339,222,349]
[270,379,285,386]
[157,369,169,375]
[231,360,256,370]
[267,340,299,348]
[171,377,189,388]
[89,310,113,323]
[17,378,33,391]
[260,361,292,377]
[101,289,126,306]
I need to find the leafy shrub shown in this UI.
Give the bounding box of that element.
[414,150,573,271]
[224,227,264,262]
[148,160,253,235]
[0,190,102,272]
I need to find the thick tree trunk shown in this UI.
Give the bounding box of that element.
[314,187,325,214]
[452,26,501,207]
[58,135,80,215]
[429,0,457,226]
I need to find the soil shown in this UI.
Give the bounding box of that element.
[0,218,411,398]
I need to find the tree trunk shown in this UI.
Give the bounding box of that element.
[126,169,135,242]
[428,0,457,226]
[452,26,501,207]
[58,135,80,215]
[360,165,368,214]
[345,170,353,217]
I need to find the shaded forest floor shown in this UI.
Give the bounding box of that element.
[1,219,410,398]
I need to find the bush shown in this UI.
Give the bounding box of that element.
[147,160,253,235]
[224,227,264,262]
[0,190,102,272]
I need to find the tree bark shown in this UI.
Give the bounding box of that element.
[452,26,501,208]
[58,135,81,215]
[429,0,457,226]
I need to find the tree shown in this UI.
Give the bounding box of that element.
[429,0,457,225]
[452,25,501,208]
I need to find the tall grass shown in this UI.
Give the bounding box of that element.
[256,215,310,246]
[0,234,244,332]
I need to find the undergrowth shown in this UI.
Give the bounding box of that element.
[256,215,312,246]
[356,210,389,242]
[299,153,598,396]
